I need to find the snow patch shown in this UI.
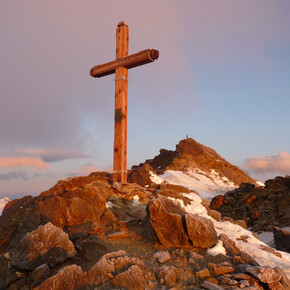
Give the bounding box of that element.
[159,170,236,200]
[149,171,163,184]
[207,240,226,256]
[105,201,114,208]
[256,180,265,187]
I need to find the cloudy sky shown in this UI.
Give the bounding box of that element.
[1,1,290,198]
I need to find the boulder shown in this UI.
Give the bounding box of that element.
[210,195,224,210]
[147,195,191,247]
[34,265,85,290]
[86,256,115,285]
[9,222,75,270]
[245,266,281,284]
[153,251,171,263]
[31,263,50,283]
[200,280,224,290]
[158,265,177,287]
[219,233,240,256]
[185,214,218,248]
[208,209,221,221]
[273,226,290,252]
[112,265,146,290]
[127,163,153,186]
[208,263,234,276]
[273,267,290,289]
[196,268,211,278]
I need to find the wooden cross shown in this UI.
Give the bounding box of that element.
[90,21,159,183]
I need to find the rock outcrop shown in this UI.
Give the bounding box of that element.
[8,222,75,270]
[131,138,258,187]
[210,176,290,232]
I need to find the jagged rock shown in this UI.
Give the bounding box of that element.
[147,195,191,247]
[239,251,259,266]
[127,163,154,186]
[34,265,85,289]
[31,263,50,283]
[4,266,25,289]
[185,214,218,248]
[188,252,206,269]
[219,233,240,256]
[158,265,177,287]
[208,263,234,276]
[153,251,171,263]
[274,267,290,289]
[112,265,145,290]
[86,255,115,285]
[218,276,238,286]
[9,222,75,270]
[273,226,290,252]
[267,281,285,289]
[239,279,250,288]
[200,280,224,290]
[233,273,252,280]
[210,195,225,210]
[196,268,211,278]
[245,266,281,284]
[212,176,290,232]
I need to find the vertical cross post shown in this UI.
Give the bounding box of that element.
[90,22,159,184]
[113,22,129,183]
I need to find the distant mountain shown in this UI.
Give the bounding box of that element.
[129,138,262,198]
[0,197,10,215]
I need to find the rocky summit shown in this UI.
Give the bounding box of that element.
[0,171,290,289]
[129,138,261,197]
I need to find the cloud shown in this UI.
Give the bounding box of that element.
[243,152,290,174]
[0,157,49,170]
[0,171,29,181]
[18,148,88,163]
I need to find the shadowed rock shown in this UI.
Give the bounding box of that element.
[34,265,85,290]
[9,222,75,270]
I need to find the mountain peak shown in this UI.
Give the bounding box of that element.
[131,138,260,196]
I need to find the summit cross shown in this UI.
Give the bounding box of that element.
[90,21,159,183]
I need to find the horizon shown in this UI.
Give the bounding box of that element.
[1,1,290,198]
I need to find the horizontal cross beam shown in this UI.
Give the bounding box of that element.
[90,49,159,78]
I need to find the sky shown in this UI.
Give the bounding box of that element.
[0,0,290,199]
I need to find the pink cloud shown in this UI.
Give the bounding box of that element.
[69,164,112,177]
[243,152,290,174]
[0,157,49,170]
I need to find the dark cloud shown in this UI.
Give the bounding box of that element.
[18,148,88,163]
[0,171,29,181]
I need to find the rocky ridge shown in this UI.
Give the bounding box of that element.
[130,138,259,189]
[0,172,290,289]
[210,176,290,232]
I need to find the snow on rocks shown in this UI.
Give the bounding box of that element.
[155,169,237,199]
[168,190,290,279]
